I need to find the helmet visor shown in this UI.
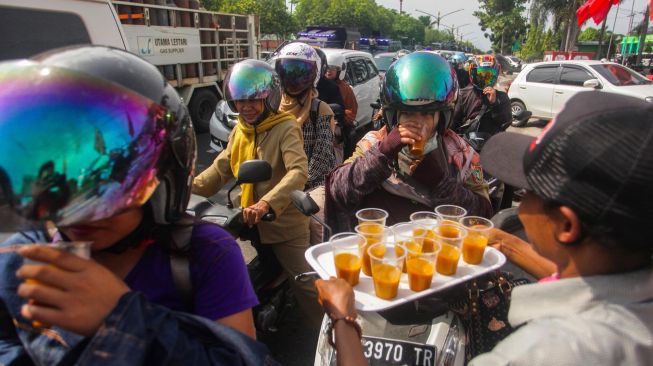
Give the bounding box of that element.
[276,58,316,92]
[225,61,277,102]
[0,63,168,227]
[473,67,499,89]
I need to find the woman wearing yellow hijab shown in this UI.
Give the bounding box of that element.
[193,60,322,325]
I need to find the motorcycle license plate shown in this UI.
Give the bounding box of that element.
[361,336,437,366]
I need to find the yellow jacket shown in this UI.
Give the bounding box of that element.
[192,117,309,243]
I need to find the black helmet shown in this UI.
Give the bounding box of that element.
[0,45,196,227]
[381,52,458,132]
[223,59,282,124]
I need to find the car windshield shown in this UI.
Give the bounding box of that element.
[374,56,394,71]
[590,64,652,86]
[509,57,520,62]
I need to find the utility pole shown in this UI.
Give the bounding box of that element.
[636,5,650,66]
[606,1,622,59]
[597,17,608,59]
[400,0,403,14]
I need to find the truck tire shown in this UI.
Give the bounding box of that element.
[189,89,218,133]
[510,100,529,127]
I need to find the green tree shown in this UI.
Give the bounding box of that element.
[220,0,297,38]
[418,15,432,28]
[474,0,528,54]
[578,27,601,41]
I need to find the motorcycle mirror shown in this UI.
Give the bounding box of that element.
[290,190,319,216]
[236,160,272,184]
[227,160,272,208]
[289,189,332,242]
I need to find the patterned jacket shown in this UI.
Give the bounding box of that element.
[325,127,493,233]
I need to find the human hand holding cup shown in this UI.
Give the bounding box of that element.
[398,121,429,156]
[16,242,130,336]
[19,241,91,328]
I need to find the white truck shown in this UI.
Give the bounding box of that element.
[0,0,260,132]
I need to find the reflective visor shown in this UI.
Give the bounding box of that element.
[276,58,316,91]
[225,61,276,101]
[473,67,499,89]
[0,62,167,226]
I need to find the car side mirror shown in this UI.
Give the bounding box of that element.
[583,79,602,89]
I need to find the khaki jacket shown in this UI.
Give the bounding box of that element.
[193,118,309,243]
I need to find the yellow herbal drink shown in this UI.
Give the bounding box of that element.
[372,263,402,299]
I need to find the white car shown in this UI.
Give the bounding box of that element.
[509,60,653,126]
[210,48,381,152]
[321,48,381,132]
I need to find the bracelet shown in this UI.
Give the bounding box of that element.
[327,314,362,348]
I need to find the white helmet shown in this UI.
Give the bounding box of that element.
[275,42,321,89]
[326,53,347,80]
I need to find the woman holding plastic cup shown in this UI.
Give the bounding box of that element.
[0,46,265,365]
[325,52,492,237]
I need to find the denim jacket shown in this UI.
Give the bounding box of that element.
[0,232,279,366]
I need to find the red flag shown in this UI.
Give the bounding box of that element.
[577,0,620,27]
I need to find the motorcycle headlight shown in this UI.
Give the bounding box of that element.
[437,316,464,366]
[645,96,653,103]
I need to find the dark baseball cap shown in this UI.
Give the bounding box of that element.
[481,91,653,225]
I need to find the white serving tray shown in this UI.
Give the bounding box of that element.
[305,241,506,312]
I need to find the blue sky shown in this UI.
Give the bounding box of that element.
[376,0,649,51]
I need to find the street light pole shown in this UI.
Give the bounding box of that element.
[416,8,464,31]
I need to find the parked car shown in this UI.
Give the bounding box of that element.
[210,48,381,152]
[508,60,653,126]
[506,56,522,71]
[373,52,396,78]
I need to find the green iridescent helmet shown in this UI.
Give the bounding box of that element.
[381,52,458,130]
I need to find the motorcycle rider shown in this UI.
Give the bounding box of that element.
[192,59,322,325]
[326,52,493,232]
[275,42,337,245]
[452,54,511,137]
[315,48,346,163]
[325,52,359,160]
[470,92,653,365]
[0,46,268,364]
[449,53,469,88]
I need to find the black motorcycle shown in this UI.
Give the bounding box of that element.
[187,160,292,334]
